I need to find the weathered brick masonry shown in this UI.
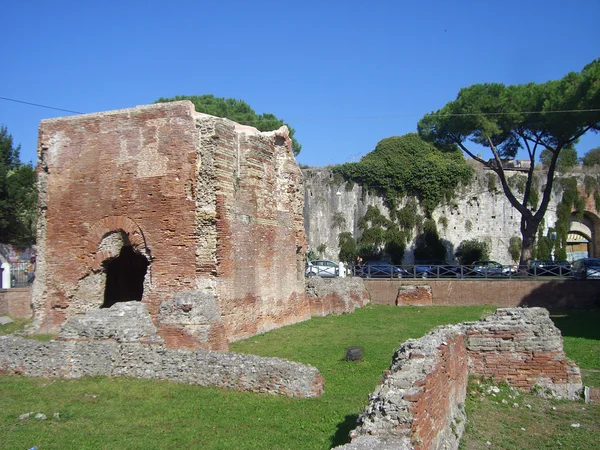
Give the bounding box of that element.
[337,308,582,450]
[31,101,308,348]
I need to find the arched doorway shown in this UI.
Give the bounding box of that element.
[102,245,149,308]
[568,212,599,260]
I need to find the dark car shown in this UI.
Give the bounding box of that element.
[529,260,572,277]
[470,261,516,277]
[571,258,600,280]
[360,260,408,278]
[413,260,460,278]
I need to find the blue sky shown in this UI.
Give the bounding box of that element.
[1,0,599,167]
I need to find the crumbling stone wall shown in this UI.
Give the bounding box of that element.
[306,277,370,316]
[0,335,324,398]
[337,308,582,450]
[466,308,582,398]
[31,101,307,348]
[1,301,324,397]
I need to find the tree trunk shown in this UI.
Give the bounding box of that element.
[519,217,539,266]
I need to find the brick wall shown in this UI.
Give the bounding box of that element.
[366,279,599,309]
[337,308,582,450]
[31,102,309,347]
[209,120,309,341]
[0,288,32,318]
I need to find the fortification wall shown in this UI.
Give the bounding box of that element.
[336,308,582,450]
[303,167,563,264]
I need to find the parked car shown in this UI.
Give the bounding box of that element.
[529,260,572,277]
[571,258,600,280]
[470,260,516,277]
[360,260,408,278]
[306,260,339,278]
[413,260,460,278]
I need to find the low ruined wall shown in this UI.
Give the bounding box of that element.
[365,279,599,309]
[466,308,582,398]
[0,335,324,398]
[306,277,370,316]
[0,288,32,318]
[337,308,582,450]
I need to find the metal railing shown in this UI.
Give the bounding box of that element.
[3,261,32,287]
[345,263,577,280]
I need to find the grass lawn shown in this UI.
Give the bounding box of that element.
[0,305,598,449]
[0,305,489,450]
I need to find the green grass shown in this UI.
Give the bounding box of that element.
[461,309,600,449]
[1,305,598,449]
[0,305,489,450]
[461,379,600,449]
[551,310,600,387]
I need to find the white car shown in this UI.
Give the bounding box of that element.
[571,258,600,280]
[306,260,339,278]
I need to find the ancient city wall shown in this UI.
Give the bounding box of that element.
[337,308,582,450]
[32,101,308,348]
[303,167,600,264]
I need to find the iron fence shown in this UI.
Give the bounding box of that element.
[4,262,32,288]
[344,263,578,280]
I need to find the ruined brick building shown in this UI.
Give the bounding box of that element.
[30,101,310,350]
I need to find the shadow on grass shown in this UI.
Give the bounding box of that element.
[550,309,600,341]
[330,413,359,448]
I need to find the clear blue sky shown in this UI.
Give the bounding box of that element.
[1,0,599,167]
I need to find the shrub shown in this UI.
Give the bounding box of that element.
[456,239,490,265]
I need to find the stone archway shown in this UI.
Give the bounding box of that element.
[102,240,149,308]
[85,216,152,310]
[568,212,600,259]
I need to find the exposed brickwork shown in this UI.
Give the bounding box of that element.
[306,277,370,316]
[466,308,582,398]
[31,102,308,348]
[337,308,582,450]
[0,288,32,318]
[365,279,599,309]
[396,285,433,306]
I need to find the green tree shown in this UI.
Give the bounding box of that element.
[455,239,490,265]
[539,146,578,172]
[413,219,446,261]
[0,126,37,247]
[338,232,357,266]
[418,59,600,264]
[155,94,301,156]
[333,133,472,214]
[582,146,600,167]
[508,236,522,263]
[356,205,406,264]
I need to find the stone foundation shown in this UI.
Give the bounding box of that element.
[0,335,324,398]
[336,308,582,450]
[306,277,370,316]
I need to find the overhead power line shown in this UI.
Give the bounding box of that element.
[1,95,598,124]
[0,96,83,114]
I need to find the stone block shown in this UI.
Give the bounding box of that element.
[58,301,163,344]
[396,285,432,306]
